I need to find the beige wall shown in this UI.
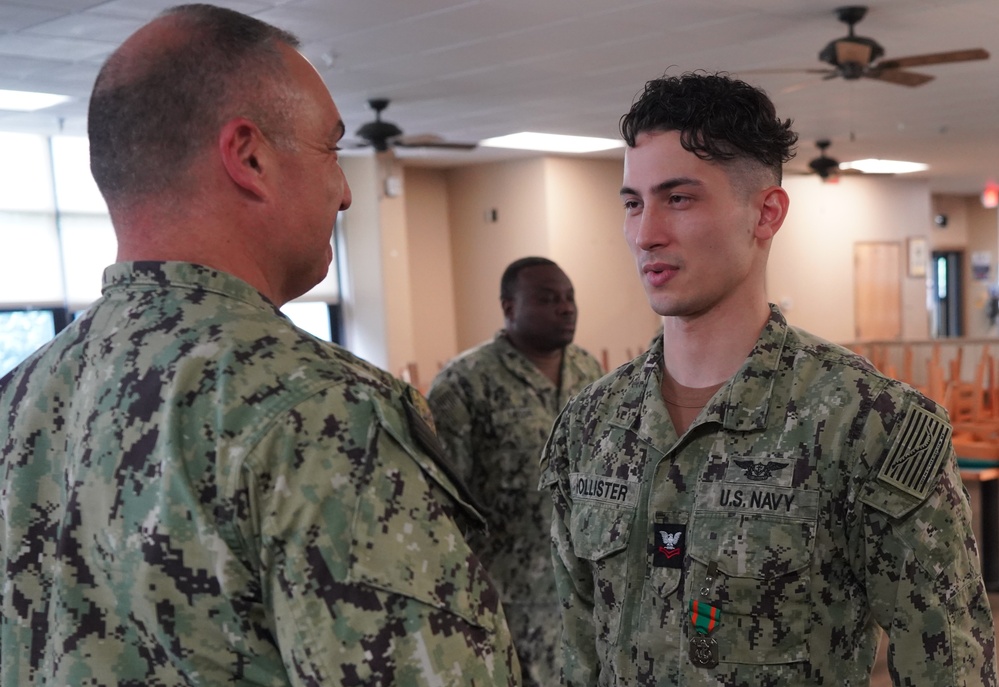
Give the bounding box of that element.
[923,194,999,338]
[768,175,934,343]
[540,157,661,369]
[404,167,460,384]
[931,195,971,249]
[444,158,551,349]
[340,152,998,384]
[956,196,999,337]
[377,162,415,377]
[439,156,660,377]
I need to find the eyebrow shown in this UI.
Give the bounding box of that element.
[620,176,701,197]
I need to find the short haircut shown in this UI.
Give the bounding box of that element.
[500,256,558,300]
[619,71,798,186]
[88,3,301,203]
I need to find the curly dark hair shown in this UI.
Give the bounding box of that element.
[88,4,301,203]
[619,71,798,184]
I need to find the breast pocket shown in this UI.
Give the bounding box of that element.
[569,499,635,641]
[687,511,815,665]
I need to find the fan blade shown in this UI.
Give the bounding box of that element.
[396,141,477,150]
[877,48,989,70]
[737,67,834,75]
[395,133,477,150]
[865,68,934,87]
[424,142,477,150]
[735,68,836,93]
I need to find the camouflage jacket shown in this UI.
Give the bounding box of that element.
[0,261,520,687]
[428,332,604,604]
[540,305,997,686]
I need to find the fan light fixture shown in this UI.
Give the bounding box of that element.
[0,89,71,112]
[741,6,989,88]
[480,132,624,154]
[839,159,928,174]
[354,98,477,153]
[820,6,883,79]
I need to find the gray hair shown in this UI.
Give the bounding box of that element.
[88,4,302,203]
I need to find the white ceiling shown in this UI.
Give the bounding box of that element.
[1,0,997,194]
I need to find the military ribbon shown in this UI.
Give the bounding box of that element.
[688,598,722,635]
[688,564,722,668]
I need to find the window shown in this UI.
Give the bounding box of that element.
[281,301,336,342]
[0,308,67,377]
[0,131,343,371]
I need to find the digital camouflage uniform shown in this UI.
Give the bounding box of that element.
[428,332,604,687]
[540,305,997,686]
[0,261,520,687]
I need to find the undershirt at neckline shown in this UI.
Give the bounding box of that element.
[660,366,725,435]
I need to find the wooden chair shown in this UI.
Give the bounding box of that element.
[949,348,997,432]
[925,352,948,406]
[901,343,915,387]
[399,361,423,394]
[949,346,965,387]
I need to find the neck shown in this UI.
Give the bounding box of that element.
[661,297,770,387]
[112,198,284,304]
[508,334,564,385]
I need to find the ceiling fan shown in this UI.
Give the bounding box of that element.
[353,98,477,153]
[751,5,989,87]
[792,139,867,182]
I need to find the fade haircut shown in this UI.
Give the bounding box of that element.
[500,257,558,301]
[619,71,798,187]
[88,4,301,203]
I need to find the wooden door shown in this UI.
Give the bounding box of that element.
[854,242,902,340]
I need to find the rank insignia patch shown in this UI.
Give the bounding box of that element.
[877,404,952,499]
[652,523,686,569]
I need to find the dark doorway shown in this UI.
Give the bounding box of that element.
[931,250,963,337]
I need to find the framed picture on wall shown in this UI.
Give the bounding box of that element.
[907,237,928,278]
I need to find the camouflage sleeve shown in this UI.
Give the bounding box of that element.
[245,386,520,685]
[540,407,599,687]
[427,370,475,484]
[857,398,998,686]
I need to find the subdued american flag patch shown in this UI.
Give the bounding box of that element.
[877,404,952,499]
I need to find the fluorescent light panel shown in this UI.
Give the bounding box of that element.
[0,89,71,112]
[480,131,624,154]
[840,159,928,175]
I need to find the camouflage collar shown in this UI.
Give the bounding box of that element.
[493,330,561,390]
[610,305,788,441]
[102,261,279,314]
[709,305,787,431]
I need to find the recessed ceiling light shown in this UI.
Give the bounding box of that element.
[480,132,624,154]
[839,159,929,175]
[0,89,72,112]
